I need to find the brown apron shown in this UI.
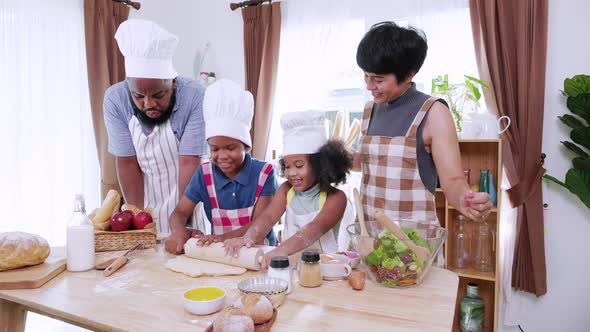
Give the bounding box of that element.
[359,98,439,226]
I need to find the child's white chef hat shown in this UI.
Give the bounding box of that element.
[115,19,178,79]
[204,79,254,147]
[281,111,327,155]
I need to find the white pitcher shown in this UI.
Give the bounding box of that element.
[464,112,511,139]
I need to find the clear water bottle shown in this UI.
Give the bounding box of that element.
[66,194,95,271]
[460,283,485,332]
[453,215,470,269]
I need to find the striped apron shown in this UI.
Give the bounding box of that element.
[129,117,178,234]
[359,98,439,227]
[202,161,273,235]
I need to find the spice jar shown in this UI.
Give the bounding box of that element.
[268,256,292,294]
[298,250,322,288]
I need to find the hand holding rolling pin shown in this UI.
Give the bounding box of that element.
[223,236,255,257]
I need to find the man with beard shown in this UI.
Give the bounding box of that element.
[103,19,206,235]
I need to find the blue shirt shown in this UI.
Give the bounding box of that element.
[103,76,207,157]
[185,154,278,244]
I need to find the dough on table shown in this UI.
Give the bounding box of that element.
[165,255,247,277]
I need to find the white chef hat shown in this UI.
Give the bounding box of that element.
[203,79,254,147]
[115,19,178,79]
[281,111,327,155]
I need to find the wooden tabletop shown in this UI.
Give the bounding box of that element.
[0,245,458,332]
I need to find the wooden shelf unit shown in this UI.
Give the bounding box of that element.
[436,139,502,332]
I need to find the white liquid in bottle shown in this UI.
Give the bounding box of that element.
[66,194,95,271]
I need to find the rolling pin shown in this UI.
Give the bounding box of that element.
[183,240,267,271]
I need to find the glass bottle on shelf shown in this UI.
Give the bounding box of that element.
[460,283,485,332]
[453,215,470,269]
[472,218,494,272]
[463,169,471,184]
[479,169,490,194]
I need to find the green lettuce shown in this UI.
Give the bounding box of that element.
[382,256,402,270]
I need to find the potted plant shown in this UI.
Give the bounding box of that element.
[431,75,489,133]
[544,74,590,209]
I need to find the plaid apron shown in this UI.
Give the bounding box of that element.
[202,161,273,235]
[359,98,439,226]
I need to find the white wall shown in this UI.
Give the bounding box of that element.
[130,1,590,330]
[130,0,245,86]
[500,0,590,331]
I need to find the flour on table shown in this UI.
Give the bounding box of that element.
[165,255,246,277]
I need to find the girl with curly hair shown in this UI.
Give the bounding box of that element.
[224,111,352,267]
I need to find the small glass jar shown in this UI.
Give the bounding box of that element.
[460,283,485,332]
[268,256,292,294]
[298,250,322,288]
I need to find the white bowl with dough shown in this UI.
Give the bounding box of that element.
[183,286,226,315]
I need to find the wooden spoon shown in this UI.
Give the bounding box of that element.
[374,210,430,264]
[353,188,375,256]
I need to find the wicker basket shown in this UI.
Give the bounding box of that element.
[94,228,156,252]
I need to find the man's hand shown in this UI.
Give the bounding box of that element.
[165,229,193,254]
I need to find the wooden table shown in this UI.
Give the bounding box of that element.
[0,245,458,332]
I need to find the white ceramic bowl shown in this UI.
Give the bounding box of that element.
[183,287,226,315]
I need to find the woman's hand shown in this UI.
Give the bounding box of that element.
[260,247,289,270]
[223,237,255,257]
[461,190,493,221]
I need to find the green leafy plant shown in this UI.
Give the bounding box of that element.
[544,74,590,209]
[431,75,489,132]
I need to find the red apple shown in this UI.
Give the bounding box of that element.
[111,212,133,232]
[133,211,153,230]
[121,210,135,221]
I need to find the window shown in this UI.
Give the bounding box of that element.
[0,0,99,245]
[268,0,480,160]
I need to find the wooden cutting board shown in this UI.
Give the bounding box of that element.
[0,247,66,290]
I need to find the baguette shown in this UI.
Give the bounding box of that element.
[345,118,361,147]
[92,190,120,223]
[121,203,141,214]
[331,111,344,139]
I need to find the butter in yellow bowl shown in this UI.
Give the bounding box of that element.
[183,287,226,315]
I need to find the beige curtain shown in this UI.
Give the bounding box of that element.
[242,2,281,160]
[84,0,129,200]
[470,0,549,296]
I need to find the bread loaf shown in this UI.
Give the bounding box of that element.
[233,293,273,324]
[213,307,254,332]
[0,232,50,271]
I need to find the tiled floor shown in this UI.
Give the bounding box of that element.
[25,312,89,332]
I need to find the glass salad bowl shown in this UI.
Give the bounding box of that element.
[346,219,447,288]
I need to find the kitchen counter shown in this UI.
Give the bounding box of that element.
[0,245,458,332]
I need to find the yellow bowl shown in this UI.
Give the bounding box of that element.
[183,287,226,315]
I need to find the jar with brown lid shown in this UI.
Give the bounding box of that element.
[298,250,322,288]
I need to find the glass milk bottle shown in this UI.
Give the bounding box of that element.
[66,194,95,271]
